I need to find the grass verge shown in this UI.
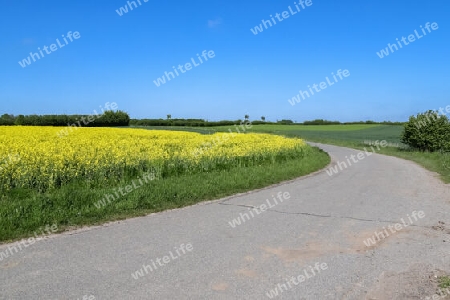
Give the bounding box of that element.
[0,146,329,242]
[439,276,450,289]
[288,138,450,184]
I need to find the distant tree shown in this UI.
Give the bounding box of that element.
[0,114,15,125]
[261,116,265,122]
[14,115,25,125]
[244,115,249,120]
[167,114,172,120]
[277,119,294,125]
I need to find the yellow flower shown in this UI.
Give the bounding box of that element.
[0,127,308,191]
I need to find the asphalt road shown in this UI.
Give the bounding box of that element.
[1,144,449,300]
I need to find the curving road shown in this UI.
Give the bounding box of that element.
[1,144,449,300]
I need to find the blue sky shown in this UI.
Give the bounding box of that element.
[1,0,449,122]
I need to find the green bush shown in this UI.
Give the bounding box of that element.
[277,119,294,124]
[401,110,450,152]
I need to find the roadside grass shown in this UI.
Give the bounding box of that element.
[0,146,329,242]
[232,124,448,184]
[439,276,450,289]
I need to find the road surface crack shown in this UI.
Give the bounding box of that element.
[219,202,442,231]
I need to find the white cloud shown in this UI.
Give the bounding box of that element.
[208,18,222,28]
[21,38,35,45]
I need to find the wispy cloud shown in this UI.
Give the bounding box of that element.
[208,18,222,28]
[21,38,35,46]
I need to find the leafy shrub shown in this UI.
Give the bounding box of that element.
[401,110,450,152]
[277,119,294,124]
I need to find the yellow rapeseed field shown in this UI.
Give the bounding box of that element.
[0,126,309,192]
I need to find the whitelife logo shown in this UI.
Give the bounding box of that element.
[228,192,291,228]
[131,243,193,280]
[192,121,253,158]
[414,105,450,129]
[153,50,216,87]
[0,224,58,262]
[56,102,118,138]
[18,31,81,68]
[94,170,158,209]
[325,141,388,176]
[265,262,328,298]
[115,0,149,16]
[363,211,425,247]
[251,0,313,35]
[376,22,439,58]
[288,69,350,106]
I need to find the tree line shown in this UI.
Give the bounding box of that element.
[0,111,130,127]
[129,118,404,127]
[1,112,405,128]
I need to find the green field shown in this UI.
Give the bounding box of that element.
[134,124,449,183]
[133,124,403,143]
[218,124,404,144]
[131,124,403,142]
[244,124,449,183]
[236,124,384,132]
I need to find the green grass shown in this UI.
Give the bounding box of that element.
[129,125,217,134]
[0,146,329,242]
[241,124,449,183]
[131,124,402,142]
[439,276,450,289]
[241,124,404,144]
[234,124,383,132]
